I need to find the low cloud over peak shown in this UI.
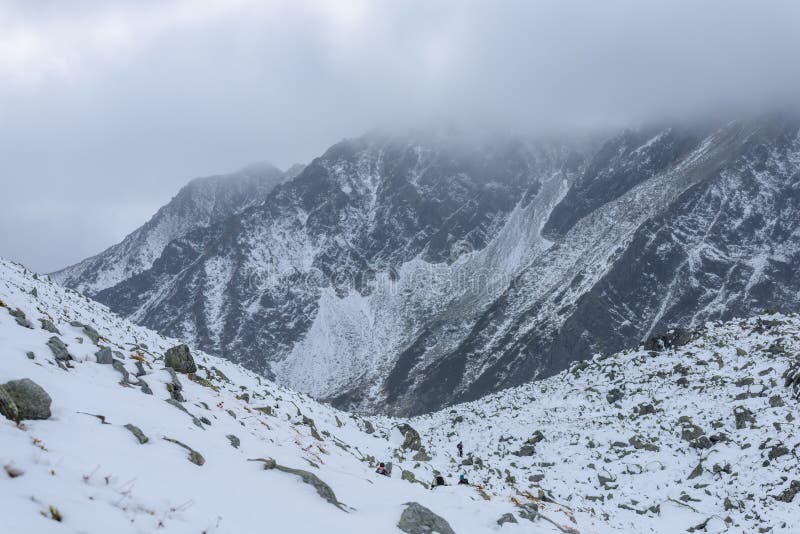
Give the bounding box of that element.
[2,0,799,271]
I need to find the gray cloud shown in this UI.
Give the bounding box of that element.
[2,0,799,272]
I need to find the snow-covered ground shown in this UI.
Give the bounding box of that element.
[1,257,798,533]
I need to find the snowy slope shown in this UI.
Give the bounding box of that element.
[3,258,799,533]
[416,315,800,533]
[0,258,572,534]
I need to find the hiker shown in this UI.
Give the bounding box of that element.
[375,462,389,477]
[457,441,463,458]
[458,473,469,485]
[431,474,447,489]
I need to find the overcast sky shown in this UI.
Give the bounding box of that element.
[2,0,799,272]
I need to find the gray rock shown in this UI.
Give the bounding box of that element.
[497,513,517,526]
[38,318,60,334]
[138,379,153,395]
[629,435,660,452]
[397,423,423,451]
[681,424,704,441]
[0,386,20,422]
[2,379,51,420]
[164,344,197,374]
[734,406,756,429]
[134,361,147,377]
[165,368,185,401]
[363,419,375,434]
[687,461,704,480]
[606,388,624,404]
[166,397,190,414]
[301,415,323,440]
[94,346,113,364]
[165,399,203,428]
[82,324,101,345]
[513,444,536,457]
[8,308,32,328]
[768,444,789,460]
[397,502,455,534]
[527,430,545,445]
[25,351,34,360]
[46,336,70,361]
[517,502,539,522]
[769,395,785,407]
[163,437,205,466]
[111,360,131,385]
[226,434,241,448]
[774,480,800,503]
[249,457,277,469]
[124,423,149,444]
[413,449,432,461]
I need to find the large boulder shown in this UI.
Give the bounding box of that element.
[46,336,70,361]
[164,344,197,374]
[94,346,113,364]
[397,423,423,451]
[2,379,52,420]
[497,513,517,526]
[397,502,456,534]
[83,325,101,344]
[8,308,32,329]
[38,318,60,334]
[774,480,800,503]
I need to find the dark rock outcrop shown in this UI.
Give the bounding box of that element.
[164,345,197,374]
[46,336,70,361]
[397,502,455,534]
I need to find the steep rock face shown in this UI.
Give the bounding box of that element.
[92,131,584,386]
[385,117,800,414]
[52,163,289,294]
[541,124,709,238]
[54,118,800,416]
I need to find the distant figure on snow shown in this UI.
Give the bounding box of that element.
[431,474,447,489]
[458,473,469,485]
[375,462,389,476]
[457,441,463,458]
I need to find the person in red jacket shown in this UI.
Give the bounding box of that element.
[375,462,389,476]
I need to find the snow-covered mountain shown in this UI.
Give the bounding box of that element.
[53,163,294,295]
[3,259,799,533]
[52,117,800,415]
